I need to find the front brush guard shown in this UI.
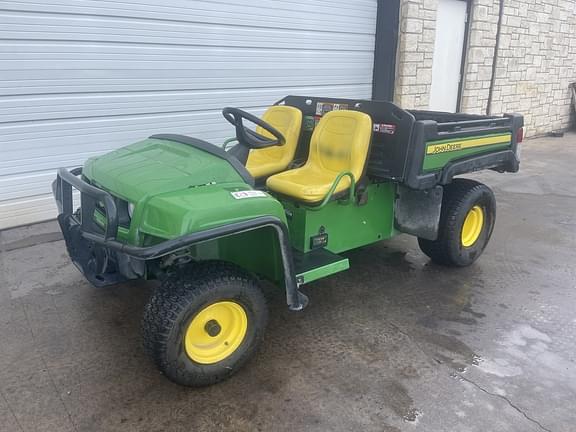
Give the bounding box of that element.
[53,168,307,310]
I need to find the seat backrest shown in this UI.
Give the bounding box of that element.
[246,105,302,167]
[306,110,372,180]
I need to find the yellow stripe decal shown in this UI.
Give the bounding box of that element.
[426,134,511,155]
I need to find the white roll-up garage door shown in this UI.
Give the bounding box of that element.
[0,0,377,229]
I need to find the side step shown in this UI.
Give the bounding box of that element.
[293,248,349,286]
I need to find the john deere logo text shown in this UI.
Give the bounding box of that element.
[428,143,462,154]
[426,134,512,156]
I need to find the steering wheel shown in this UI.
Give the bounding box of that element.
[222,107,285,165]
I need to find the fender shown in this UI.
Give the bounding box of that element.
[54,168,308,311]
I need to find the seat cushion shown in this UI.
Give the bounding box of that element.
[246,150,290,179]
[245,106,302,178]
[266,110,372,203]
[266,165,352,203]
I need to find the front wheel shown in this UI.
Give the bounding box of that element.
[418,179,496,267]
[142,261,268,387]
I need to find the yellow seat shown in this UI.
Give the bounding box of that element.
[245,106,302,178]
[266,110,372,203]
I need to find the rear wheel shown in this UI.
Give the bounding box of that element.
[142,261,268,387]
[418,179,496,266]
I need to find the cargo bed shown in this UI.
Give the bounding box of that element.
[280,96,523,190]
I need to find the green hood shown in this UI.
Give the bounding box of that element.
[81,135,286,245]
[83,137,249,201]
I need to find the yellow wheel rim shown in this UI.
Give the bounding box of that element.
[184,301,248,364]
[461,205,484,247]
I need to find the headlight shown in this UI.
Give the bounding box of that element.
[128,203,135,218]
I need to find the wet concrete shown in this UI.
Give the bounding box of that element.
[1,133,575,432]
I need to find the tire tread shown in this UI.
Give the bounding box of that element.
[142,261,267,386]
[418,179,494,266]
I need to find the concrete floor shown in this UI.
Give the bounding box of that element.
[1,134,575,432]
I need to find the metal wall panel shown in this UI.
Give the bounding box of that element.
[0,0,377,228]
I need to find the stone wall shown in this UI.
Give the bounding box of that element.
[459,0,500,115]
[394,0,438,110]
[395,0,576,136]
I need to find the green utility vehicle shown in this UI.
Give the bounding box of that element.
[53,96,523,386]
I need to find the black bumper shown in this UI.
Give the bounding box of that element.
[53,168,143,287]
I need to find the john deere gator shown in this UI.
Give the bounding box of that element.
[53,96,523,386]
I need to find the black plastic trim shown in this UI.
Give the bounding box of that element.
[440,150,519,184]
[403,120,436,189]
[150,134,254,187]
[86,217,305,310]
[55,167,119,240]
[53,168,305,310]
[395,185,443,240]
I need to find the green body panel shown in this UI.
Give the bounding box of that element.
[93,211,130,242]
[85,137,287,283]
[188,228,285,284]
[297,258,350,285]
[136,185,286,244]
[281,182,397,254]
[84,138,245,203]
[423,133,512,171]
[84,138,286,248]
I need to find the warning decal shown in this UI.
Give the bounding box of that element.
[231,190,268,200]
[373,123,396,135]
